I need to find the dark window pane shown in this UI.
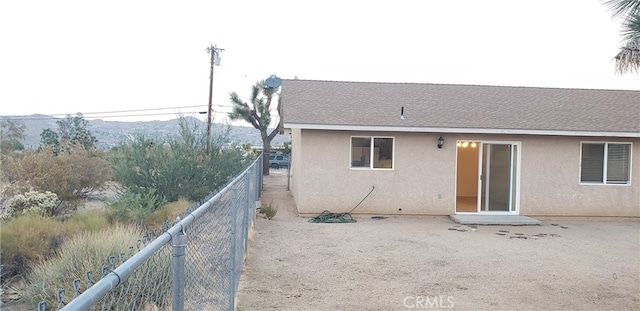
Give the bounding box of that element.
[607,143,630,184]
[581,143,604,183]
[351,137,371,167]
[373,138,393,169]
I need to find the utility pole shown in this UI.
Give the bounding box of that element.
[206,44,223,152]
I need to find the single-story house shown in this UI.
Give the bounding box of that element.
[280,79,640,217]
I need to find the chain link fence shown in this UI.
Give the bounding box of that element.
[37,154,263,311]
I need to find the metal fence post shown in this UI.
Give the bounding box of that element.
[172,229,188,311]
[229,186,238,311]
[254,162,258,198]
[258,153,263,194]
[242,174,250,257]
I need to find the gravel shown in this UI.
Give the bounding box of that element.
[236,170,640,310]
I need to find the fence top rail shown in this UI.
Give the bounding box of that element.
[60,154,262,310]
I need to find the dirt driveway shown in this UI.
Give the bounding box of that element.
[236,170,640,310]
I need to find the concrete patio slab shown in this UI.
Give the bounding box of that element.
[450,214,541,225]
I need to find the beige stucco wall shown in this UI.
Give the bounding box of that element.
[289,129,640,217]
[290,128,303,209]
[519,135,639,217]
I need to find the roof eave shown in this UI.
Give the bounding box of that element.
[283,123,640,138]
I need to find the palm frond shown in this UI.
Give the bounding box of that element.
[614,37,640,74]
[604,0,640,18]
[621,12,640,39]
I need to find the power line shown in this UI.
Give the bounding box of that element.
[0,104,240,121]
[1,110,237,121]
[82,110,235,119]
[45,104,209,117]
[1,99,281,122]
[82,112,208,119]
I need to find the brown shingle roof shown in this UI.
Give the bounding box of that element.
[281,79,640,137]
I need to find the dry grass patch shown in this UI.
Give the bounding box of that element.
[22,223,142,309]
[1,211,110,307]
[143,198,192,230]
[1,215,65,279]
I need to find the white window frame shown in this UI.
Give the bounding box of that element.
[579,141,632,186]
[350,136,395,170]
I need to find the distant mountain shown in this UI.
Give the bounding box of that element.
[2,114,290,150]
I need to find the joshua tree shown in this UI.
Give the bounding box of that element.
[229,81,281,175]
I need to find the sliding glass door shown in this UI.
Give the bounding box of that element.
[478,143,518,213]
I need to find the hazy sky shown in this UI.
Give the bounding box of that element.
[1,0,638,123]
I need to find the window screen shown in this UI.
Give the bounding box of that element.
[581,142,631,185]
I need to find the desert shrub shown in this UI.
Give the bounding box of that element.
[142,198,192,230]
[0,215,66,281]
[22,224,143,309]
[62,210,109,233]
[0,211,110,283]
[0,119,26,154]
[0,152,23,187]
[2,191,59,220]
[261,201,278,220]
[39,113,98,152]
[111,117,249,203]
[1,145,113,210]
[106,188,166,226]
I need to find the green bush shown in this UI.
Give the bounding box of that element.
[111,117,249,203]
[22,224,143,309]
[2,191,59,220]
[106,192,193,230]
[39,113,98,152]
[106,188,166,226]
[261,201,278,220]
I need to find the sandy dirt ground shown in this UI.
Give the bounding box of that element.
[235,170,640,311]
